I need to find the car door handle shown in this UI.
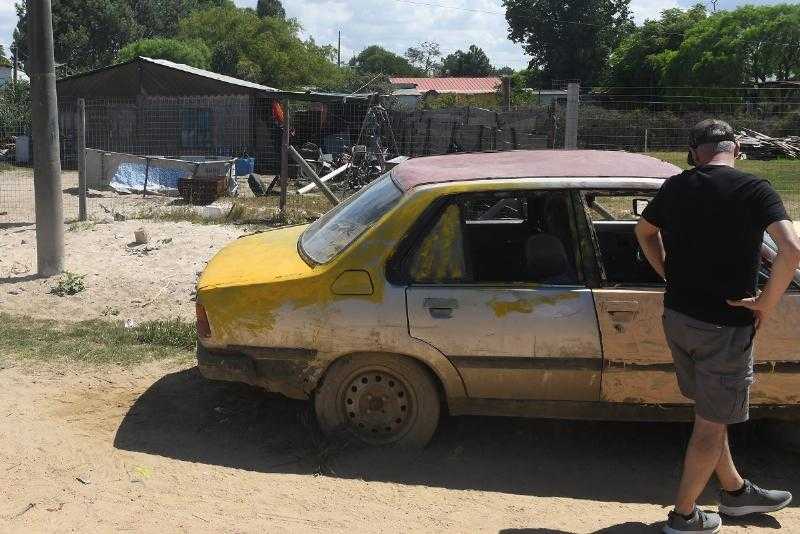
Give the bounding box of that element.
[423,298,458,319]
[603,301,639,324]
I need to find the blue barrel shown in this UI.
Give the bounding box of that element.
[235,157,255,176]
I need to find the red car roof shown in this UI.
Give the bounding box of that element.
[392,150,682,191]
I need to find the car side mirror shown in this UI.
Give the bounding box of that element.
[633,198,649,217]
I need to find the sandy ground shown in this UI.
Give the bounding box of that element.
[0,220,246,322]
[0,359,798,533]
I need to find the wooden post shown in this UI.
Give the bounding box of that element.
[511,127,518,149]
[279,99,289,212]
[564,82,579,150]
[644,128,649,152]
[77,98,87,221]
[288,146,339,206]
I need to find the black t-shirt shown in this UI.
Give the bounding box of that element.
[642,164,789,326]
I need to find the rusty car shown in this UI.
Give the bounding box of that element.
[195,150,800,447]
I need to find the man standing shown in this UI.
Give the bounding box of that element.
[636,119,800,534]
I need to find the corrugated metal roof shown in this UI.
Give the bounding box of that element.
[57,56,279,98]
[140,57,278,92]
[389,77,501,94]
[392,150,681,191]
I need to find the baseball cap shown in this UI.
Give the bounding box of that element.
[688,119,736,148]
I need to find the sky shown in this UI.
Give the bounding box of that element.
[0,0,790,71]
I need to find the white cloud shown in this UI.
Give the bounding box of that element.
[630,0,681,23]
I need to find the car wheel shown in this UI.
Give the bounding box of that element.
[314,353,441,449]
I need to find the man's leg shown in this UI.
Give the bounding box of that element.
[715,428,744,492]
[674,414,727,515]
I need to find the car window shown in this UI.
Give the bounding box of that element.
[760,234,800,290]
[406,190,580,285]
[407,204,467,283]
[583,191,663,286]
[463,197,527,223]
[300,173,403,264]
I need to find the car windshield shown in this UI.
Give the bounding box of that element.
[299,173,403,264]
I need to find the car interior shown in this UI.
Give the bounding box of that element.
[405,191,580,285]
[584,192,664,286]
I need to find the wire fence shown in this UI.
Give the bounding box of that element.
[1,86,798,226]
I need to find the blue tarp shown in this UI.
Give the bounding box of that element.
[110,161,191,194]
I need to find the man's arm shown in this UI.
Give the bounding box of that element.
[728,220,800,328]
[635,218,666,280]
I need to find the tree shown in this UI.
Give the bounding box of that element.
[256,0,285,19]
[504,0,633,86]
[118,38,212,69]
[13,0,231,74]
[0,80,30,133]
[405,41,442,75]
[440,45,494,76]
[0,45,8,65]
[606,4,707,87]
[349,45,420,76]
[178,5,346,89]
[14,0,140,74]
[662,4,800,86]
[495,66,515,76]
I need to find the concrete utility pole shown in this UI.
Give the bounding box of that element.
[564,82,579,150]
[337,31,341,67]
[28,0,65,276]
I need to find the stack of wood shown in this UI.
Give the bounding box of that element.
[738,128,800,160]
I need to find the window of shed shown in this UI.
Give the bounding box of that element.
[181,108,212,150]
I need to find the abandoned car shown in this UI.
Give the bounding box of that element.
[195,150,800,447]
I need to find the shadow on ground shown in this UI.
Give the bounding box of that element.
[114,368,800,507]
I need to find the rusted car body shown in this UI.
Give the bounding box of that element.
[195,150,800,447]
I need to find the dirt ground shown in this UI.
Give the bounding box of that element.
[0,220,246,322]
[2,219,800,533]
[1,358,799,533]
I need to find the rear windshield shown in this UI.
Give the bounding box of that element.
[300,173,403,264]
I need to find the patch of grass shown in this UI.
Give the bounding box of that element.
[646,151,800,191]
[646,151,800,218]
[67,220,97,232]
[0,313,196,365]
[133,195,328,227]
[49,271,86,296]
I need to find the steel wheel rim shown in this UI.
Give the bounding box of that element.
[337,366,417,445]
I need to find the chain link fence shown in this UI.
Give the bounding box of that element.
[1,86,798,226]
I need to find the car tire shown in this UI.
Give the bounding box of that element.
[314,353,441,449]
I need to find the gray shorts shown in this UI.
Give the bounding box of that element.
[662,308,756,425]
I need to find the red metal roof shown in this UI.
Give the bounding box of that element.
[390,77,501,94]
[391,150,682,191]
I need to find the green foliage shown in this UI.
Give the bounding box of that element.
[607,4,800,87]
[496,66,515,76]
[133,319,196,350]
[13,0,232,74]
[606,4,707,87]
[504,0,633,86]
[0,45,9,66]
[663,4,800,86]
[349,45,421,76]
[50,272,86,297]
[440,45,495,77]
[15,0,140,74]
[256,0,285,19]
[0,80,30,133]
[118,38,212,68]
[405,41,442,76]
[178,5,346,90]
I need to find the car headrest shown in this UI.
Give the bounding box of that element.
[525,234,568,280]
